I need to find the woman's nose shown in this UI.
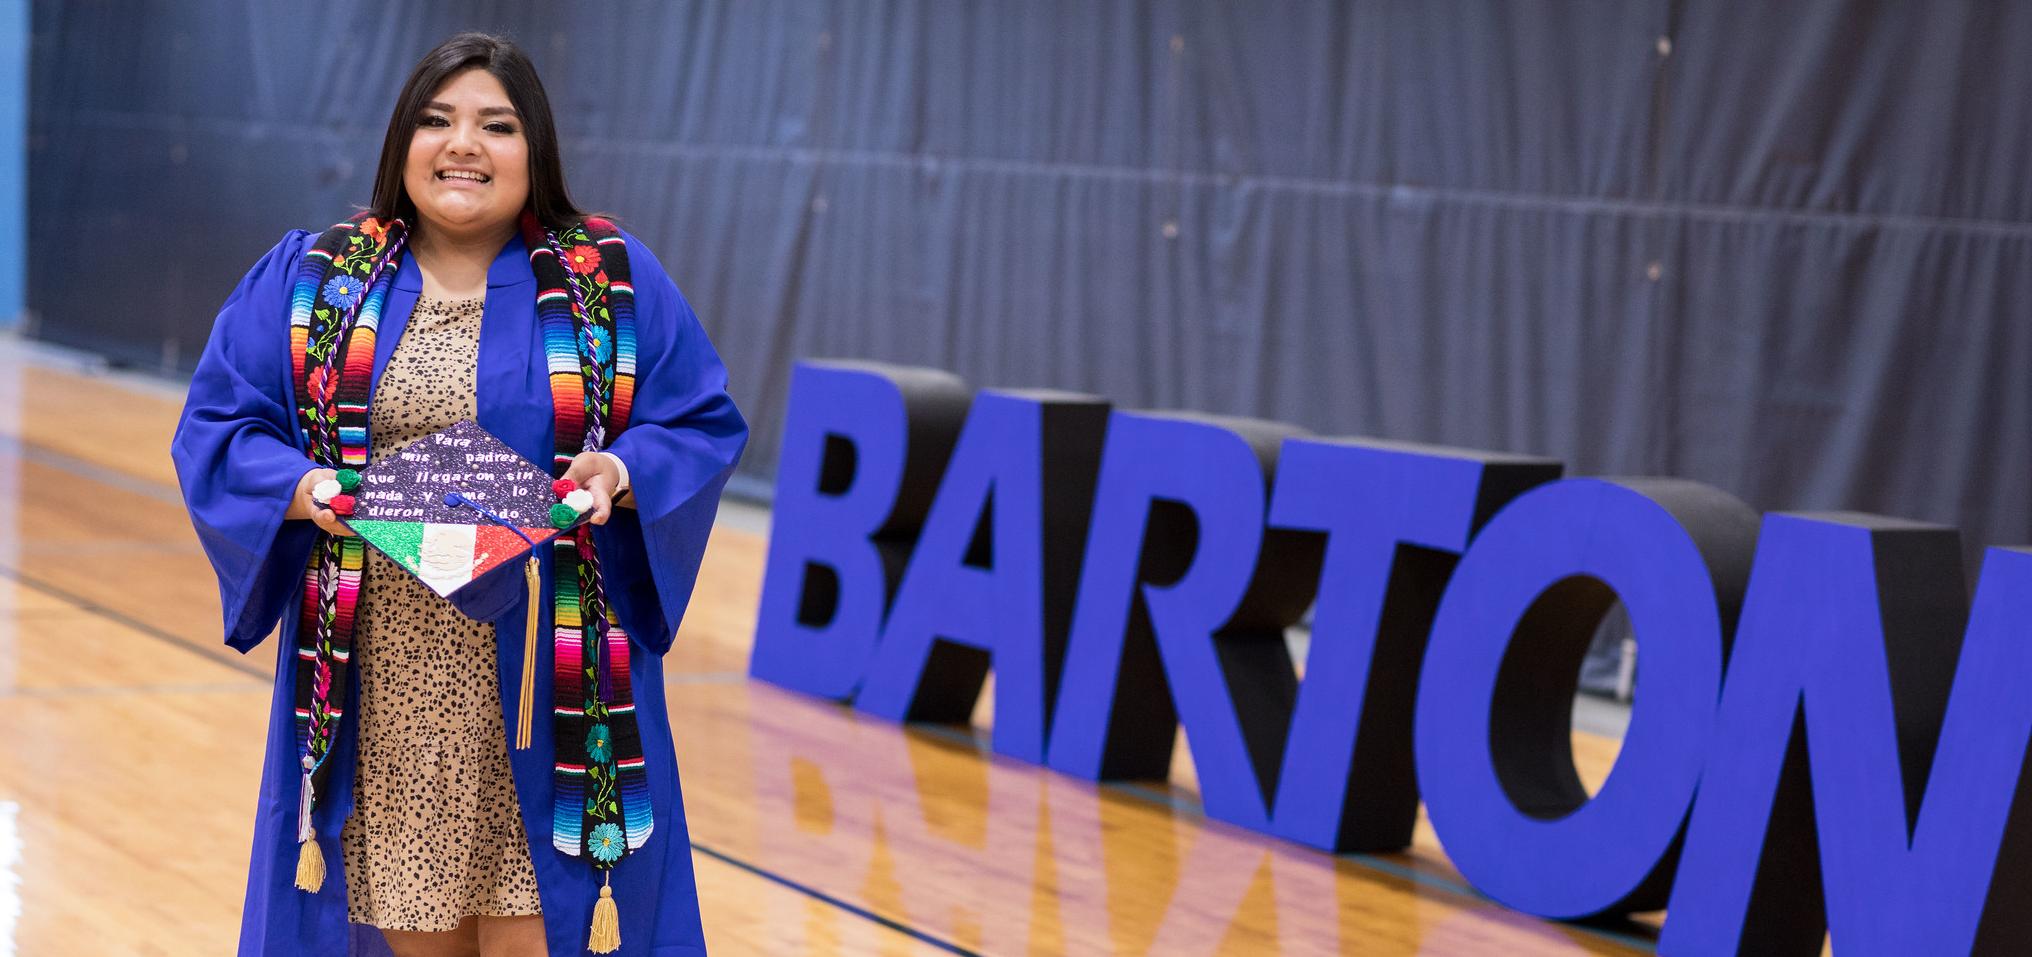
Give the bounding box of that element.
[447,121,481,156]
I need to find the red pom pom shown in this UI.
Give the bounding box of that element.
[553,479,578,499]
[329,494,356,516]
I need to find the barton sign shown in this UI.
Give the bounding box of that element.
[748,360,2032,955]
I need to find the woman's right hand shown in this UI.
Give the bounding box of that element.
[284,467,357,537]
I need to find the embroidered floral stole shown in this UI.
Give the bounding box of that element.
[287,211,649,887]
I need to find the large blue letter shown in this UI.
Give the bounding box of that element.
[1046,411,1317,831]
[1267,439,1560,852]
[1663,519,2032,956]
[854,389,1111,763]
[750,361,971,699]
[1415,478,1758,918]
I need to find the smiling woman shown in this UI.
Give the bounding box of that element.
[170,31,748,957]
[400,67,533,266]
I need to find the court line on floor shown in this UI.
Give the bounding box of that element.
[0,562,271,681]
[0,680,263,698]
[0,605,971,955]
[0,569,974,955]
[906,722,1662,955]
[12,539,205,557]
[0,435,185,506]
[9,433,984,955]
[690,840,983,956]
[12,422,1649,953]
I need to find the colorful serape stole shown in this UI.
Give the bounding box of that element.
[286,215,406,895]
[524,215,653,892]
[288,210,644,952]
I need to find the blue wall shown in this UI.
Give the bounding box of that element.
[0,0,23,327]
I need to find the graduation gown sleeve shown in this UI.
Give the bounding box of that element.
[594,232,750,656]
[171,230,322,652]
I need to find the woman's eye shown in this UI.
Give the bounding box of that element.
[486,122,518,134]
[418,115,450,128]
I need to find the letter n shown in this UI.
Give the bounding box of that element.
[1664,516,2032,956]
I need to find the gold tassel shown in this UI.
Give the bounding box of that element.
[588,876,621,953]
[295,765,324,892]
[294,837,326,893]
[517,556,540,750]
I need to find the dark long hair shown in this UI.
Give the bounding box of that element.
[368,33,584,230]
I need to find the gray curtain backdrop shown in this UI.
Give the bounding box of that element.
[27,1,2032,553]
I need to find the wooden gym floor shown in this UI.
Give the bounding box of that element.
[0,337,1658,955]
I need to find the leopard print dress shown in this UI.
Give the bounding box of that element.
[340,295,544,931]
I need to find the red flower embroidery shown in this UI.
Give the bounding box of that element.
[567,244,601,275]
[359,218,389,243]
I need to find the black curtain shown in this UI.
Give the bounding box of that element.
[28,1,2032,552]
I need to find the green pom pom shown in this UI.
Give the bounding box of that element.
[551,503,579,528]
[335,469,362,492]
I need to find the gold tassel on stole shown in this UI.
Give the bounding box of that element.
[517,556,539,750]
[589,874,621,953]
[295,767,325,892]
[294,838,326,893]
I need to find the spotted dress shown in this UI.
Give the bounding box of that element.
[339,295,544,931]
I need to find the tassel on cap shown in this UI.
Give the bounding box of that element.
[589,875,621,953]
[440,491,543,750]
[517,556,540,750]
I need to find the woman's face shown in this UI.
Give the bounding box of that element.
[402,68,531,239]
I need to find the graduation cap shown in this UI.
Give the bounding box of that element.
[311,419,593,748]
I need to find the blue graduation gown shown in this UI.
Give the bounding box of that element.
[171,227,748,956]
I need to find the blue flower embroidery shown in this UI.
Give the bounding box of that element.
[581,328,613,364]
[586,723,613,764]
[589,823,625,863]
[322,275,365,311]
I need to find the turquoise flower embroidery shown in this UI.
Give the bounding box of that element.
[322,275,365,310]
[586,723,613,764]
[582,328,613,364]
[589,823,624,863]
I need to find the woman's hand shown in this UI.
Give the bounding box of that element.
[284,467,357,537]
[561,452,624,525]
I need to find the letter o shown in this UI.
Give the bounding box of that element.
[1414,478,1755,918]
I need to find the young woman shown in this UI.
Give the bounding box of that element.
[172,33,746,957]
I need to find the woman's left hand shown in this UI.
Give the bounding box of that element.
[561,451,623,525]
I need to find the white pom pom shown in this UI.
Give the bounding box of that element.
[564,489,595,513]
[311,479,342,505]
